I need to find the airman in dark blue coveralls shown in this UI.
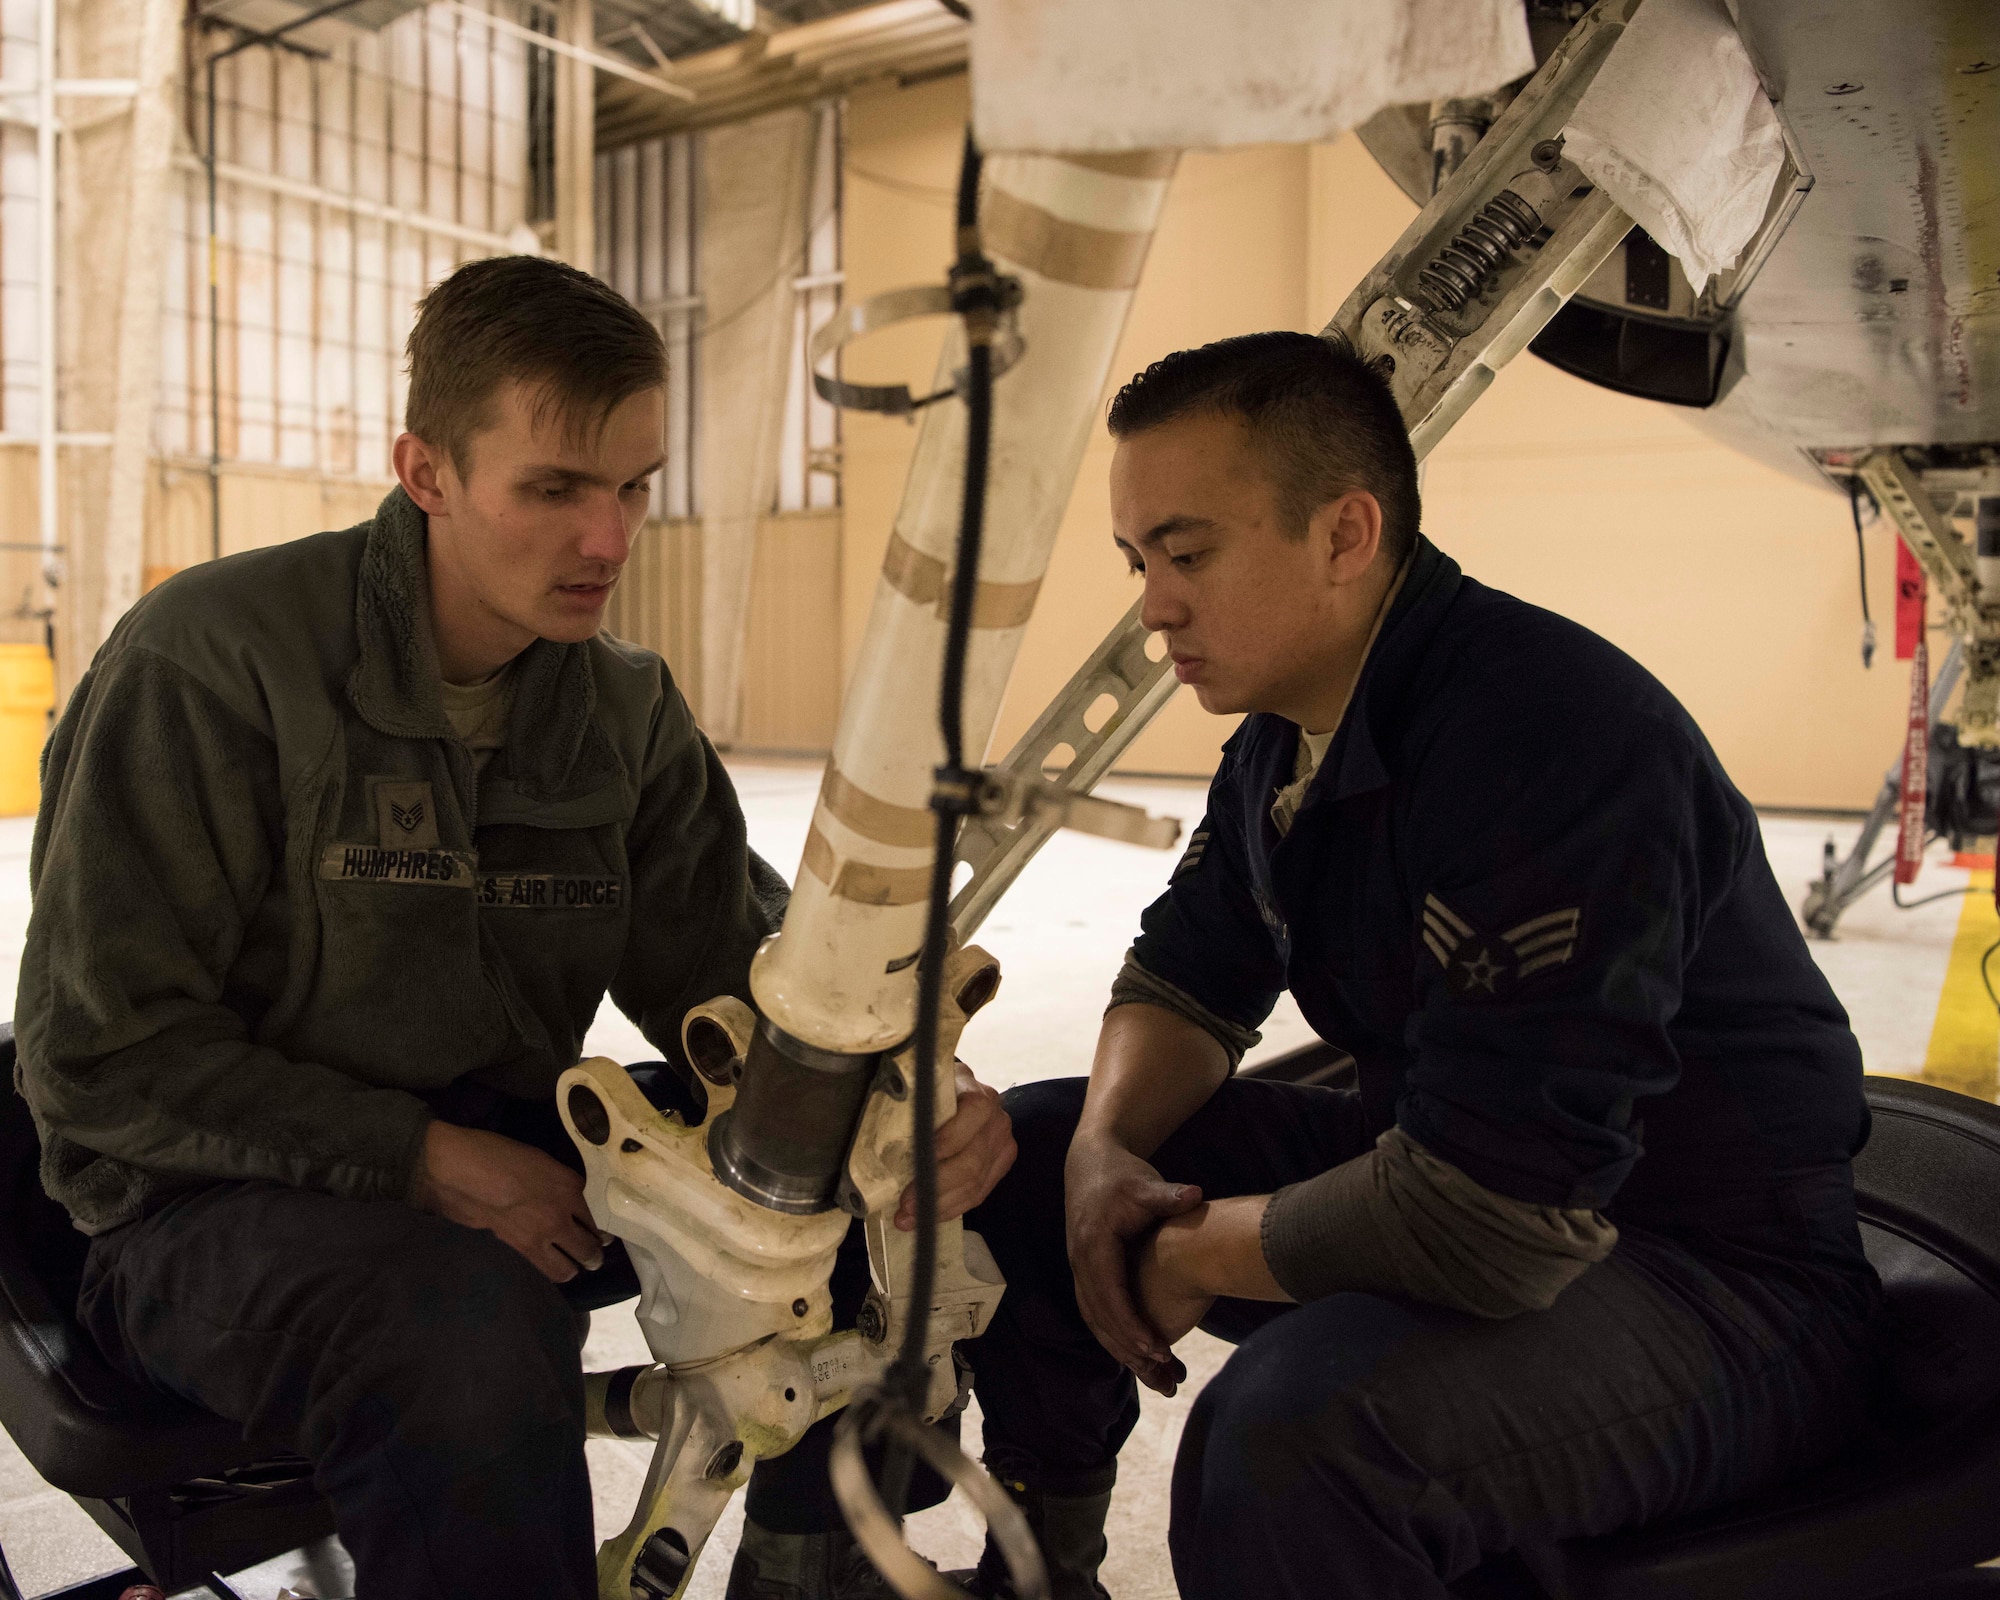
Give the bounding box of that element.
[953,332,1881,1600]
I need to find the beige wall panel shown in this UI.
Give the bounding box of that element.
[1421,356,1910,813]
[838,75,968,687]
[605,517,705,711]
[0,449,47,641]
[144,465,213,585]
[841,91,1909,812]
[141,464,394,592]
[991,141,1313,779]
[738,511,841,752]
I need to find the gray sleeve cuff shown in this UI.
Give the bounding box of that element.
[1261,1127,1619,1318]
[1105,951,1261,1068]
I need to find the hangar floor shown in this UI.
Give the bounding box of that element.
[0,758,1976,1599]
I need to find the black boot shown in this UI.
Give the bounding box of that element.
[954,1451,1114,1600]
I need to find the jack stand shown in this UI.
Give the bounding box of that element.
[1804,639,1963,938]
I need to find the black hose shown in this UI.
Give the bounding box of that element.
[1852,478,1877,669]
[876,129,998,1516]
[1892,879,1976,910]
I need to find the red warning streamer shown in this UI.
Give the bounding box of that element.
[1894,628,1928,885]
[1895,543,1926,661]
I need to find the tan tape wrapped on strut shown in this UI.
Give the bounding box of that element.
[820,764,934,850]
[981,186,1154,291]
[881,532,1042,629]
[802,823,934,906]
[1058,150,1179,180]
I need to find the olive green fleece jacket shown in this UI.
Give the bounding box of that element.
[17,487,784,1234]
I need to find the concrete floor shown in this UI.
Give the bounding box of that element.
[0,760,1967,1598]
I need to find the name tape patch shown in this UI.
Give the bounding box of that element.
[477,873,624,910]
[321,845,625,909]
[320,844,476,887]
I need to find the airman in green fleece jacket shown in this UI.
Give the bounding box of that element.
[16,258,792,1600]
[19,479,779,1235]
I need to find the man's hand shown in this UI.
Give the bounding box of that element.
[1065,1132,1205,1393]
[1131,1217,1219,1397]
[411,1122,608,1283]
[1131,1195,1288,1394]
[895,1061,1017,1231]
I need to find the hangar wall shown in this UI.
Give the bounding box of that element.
[0,22,1917,810]
[840,72,1914,815]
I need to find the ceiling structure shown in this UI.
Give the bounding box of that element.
[594,0,966,145]
[188,0,963,145]
[594,0,877,70]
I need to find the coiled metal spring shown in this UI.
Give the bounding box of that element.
[1416,189,1544,313]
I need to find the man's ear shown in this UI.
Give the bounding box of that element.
[393,432,454,517]
[1311,488,1383,584]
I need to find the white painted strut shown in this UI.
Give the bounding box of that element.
[749,150,1178,1055]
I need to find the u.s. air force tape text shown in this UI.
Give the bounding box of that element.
[477,873,623,909]
[320,846,623,908]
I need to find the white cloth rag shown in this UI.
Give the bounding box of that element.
[1564,0,1786,288]
[971,0,1534,154]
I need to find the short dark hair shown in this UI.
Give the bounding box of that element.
[405,255,665,475]
[1106,331,1420,565]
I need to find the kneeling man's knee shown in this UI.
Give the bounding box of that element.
[1170,1297,1445,1596]
[324,1218,585,1454]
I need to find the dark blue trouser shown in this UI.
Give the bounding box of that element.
[961,1076,1882,1600]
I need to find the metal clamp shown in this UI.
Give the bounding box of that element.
[808,282,1025,418]
[831,1391,1049,1600]
[971,769,1181,851]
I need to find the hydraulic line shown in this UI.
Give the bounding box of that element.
[886,126,992,1488]
[825,136,1052,1600]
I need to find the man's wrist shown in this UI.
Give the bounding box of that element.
[1158,1194,1285,1301]
[403,1113,439,1210]
[1066,1121,1131,1173]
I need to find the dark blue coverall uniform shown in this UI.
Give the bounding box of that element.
[960,537,1882,1598]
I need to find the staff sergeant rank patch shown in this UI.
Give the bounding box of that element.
[373,780,441,849]
[1422,893,1581,1000]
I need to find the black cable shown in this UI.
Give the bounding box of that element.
[875,128,999,1519]
[1892,879,1978,910]
[1981,936,2000,1018]
[1852,477,1877,669]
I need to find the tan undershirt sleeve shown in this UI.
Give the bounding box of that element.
[1105,951,1262,1069]
[1260,1127,1619,1318]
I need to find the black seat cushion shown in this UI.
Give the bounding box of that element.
[1530,1077,2000,1600]
[0,1027,273,1497]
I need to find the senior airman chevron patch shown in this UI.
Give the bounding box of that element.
[1502,907,1582,978]
[1422,893,1581,1000]
[1173,827,1211,880]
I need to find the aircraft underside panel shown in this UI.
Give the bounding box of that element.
[1360,0,2000,490]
